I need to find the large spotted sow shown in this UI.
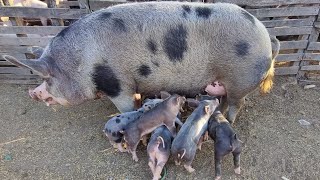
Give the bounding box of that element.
[3,2,280,123]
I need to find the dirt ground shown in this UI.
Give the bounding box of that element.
[0,76,319,180]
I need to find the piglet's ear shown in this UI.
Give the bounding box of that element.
[186,98,200,108]
[3,55,49,77]
[160,91,171,100]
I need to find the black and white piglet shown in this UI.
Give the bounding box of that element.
[208,111,242,180]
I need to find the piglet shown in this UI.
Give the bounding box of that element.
[147,125,173,180]
[103,98,163,152]
[171,99,219,173]
[122,94,186,162]
[208,111,242,180]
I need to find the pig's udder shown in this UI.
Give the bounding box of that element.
[205,81,226,96]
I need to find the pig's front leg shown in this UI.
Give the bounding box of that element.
[197,135,205,151]
[141,135,148,146]
[233,151,241,175]
[214,152,223,180]
[183,155,196,173]
[130,142,140,162]
[175,118,183,127]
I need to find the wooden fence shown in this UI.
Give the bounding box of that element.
[0,0,319,85]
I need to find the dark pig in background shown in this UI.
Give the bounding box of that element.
[4,2,279,123]
[208,111,242,180]
[171,99,219,173]
[147,125,173,180]
[122,94,185,161]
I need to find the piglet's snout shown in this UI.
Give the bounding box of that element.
[28,82,58,106]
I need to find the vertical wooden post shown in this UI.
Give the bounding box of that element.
[46,0,63,26]
[79,0,89,9]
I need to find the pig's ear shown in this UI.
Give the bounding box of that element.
[3,55,49,77]
[187,98,200,108]
[160,91,171,99]
[30,46,44,59]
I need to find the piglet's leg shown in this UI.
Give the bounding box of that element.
[233,151,241,175]
[130,142,139,162]
[153,161,166,180]
[148,157,156,175]
[141,135,148,146]
[117,143,127,152]
[183,163,195,173]
[214,152,222,180]
[197,135,204,151]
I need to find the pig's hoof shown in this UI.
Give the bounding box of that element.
[174,161,180,166]
[214,176,221,180]
[184,165,195,173]
[197,146,202,151]
[152,176,160,180]
[133,156,139,162]
[234,167,241,174]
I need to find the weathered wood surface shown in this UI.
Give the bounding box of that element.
[275,66,300,75]
[300,65,320,71]
[307,42,320,51]
[59,1,80,8]
[89,0,126,11]
[0,37,52,46]
[0,67,32,75]
[0,26,65,35]
[0,46,32,53]
[0,53,26,60]
[0,7,88,19]
[247,7,319,18]
[262,19,314,28]
[304,53,320,61]
[275,53,303,62]
[0,79,41,84]
[280,41,308,50]
[267,27,313,36]
[214,0,320,6]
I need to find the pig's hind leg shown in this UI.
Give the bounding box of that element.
[148,155,156,175]
[153,154,169,180]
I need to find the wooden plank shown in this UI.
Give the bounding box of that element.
[262,19,314,28]
[0,67,32,75]
[0,46,32,53]
[275,66,299,75]
[300,65,320,71]
[304,53,320,61]
[0,37,51,46]
[280,40,308,50]
[0,79,41,84]
[315,21,320,29]
[247,7,319,18]
[267,27,312,36]
[214,0,320,6]
[58,1,80,8]
[0,26,65,35]
[89,0,125,11]
[0,74,40,79]
[307,42,320,51]
[0,7,88,19]
[0,53,25,61]
[275,53,302,62]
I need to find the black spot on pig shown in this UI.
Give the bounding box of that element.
[164,25,188,62]
[93,65,122,98]
[182,5,191,18]
[116,115,120,117]
[116,118,121,124]
[235,41,250,57]
[112,132,117,137]
[147,40,157,54]
[241,10,255,25]
[113,18,127,33]
[98,12,112,20]
[138,64,152,77]
[127,117,130,120]
[196,7,212,19]
[114,138,122,143]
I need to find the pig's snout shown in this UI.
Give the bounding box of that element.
[29,88,40,101]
